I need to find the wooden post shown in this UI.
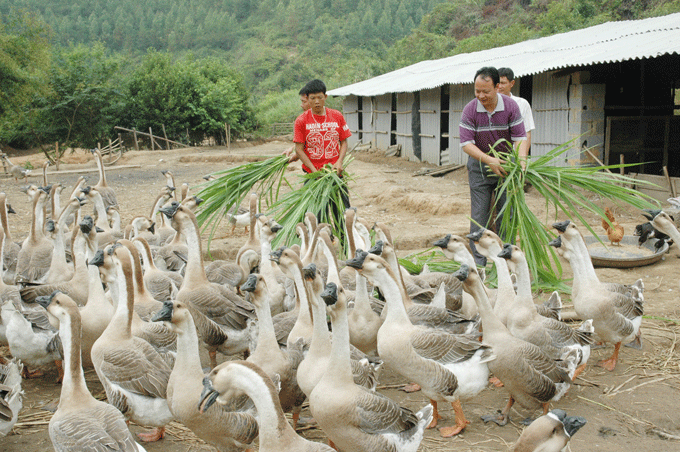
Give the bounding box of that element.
[118,133,123,152]
[620,154,625,176]
[133,128,139,151]
[149,127,154,151]
[55,142,60,171]
[162,124,170,150]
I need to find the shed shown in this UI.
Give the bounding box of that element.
[329,13,680,183]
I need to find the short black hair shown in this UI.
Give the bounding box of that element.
[498,67,515,81]
[300,79,326,96]
[474,67,500,86]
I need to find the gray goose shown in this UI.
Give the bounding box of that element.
[513,409,586,452]
[0,193,21,284]
[91,148,118,208]
[160,202,255,366]
[15,188,53,284]
[133,237,183,302]
[151,299,258,451]
[38,292,144,451]
[90,245,173,442]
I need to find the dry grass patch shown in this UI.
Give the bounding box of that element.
[179,154,267,164]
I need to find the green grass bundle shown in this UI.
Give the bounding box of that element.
[268,157,354,256]
[489,138,658,288]
[196,154,290,244]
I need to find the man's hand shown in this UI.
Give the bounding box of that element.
[486,156,507,177]
[332,160,343,176]
[283,147,298,162]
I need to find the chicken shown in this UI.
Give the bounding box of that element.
[601,207,624,246]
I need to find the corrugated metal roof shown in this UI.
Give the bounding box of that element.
[328,13,680,97]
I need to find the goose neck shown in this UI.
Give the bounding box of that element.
[373,268,411,325]
[513,255,534,302]
[466,275,508,340]
[252,291,280,355]
[326,302,353,382]
[174,313,203,375]
[182,216,208,282]
[58,312,90,403]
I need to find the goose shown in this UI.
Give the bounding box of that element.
[160,170,177,199]
[296,263,381,398]
[468,228,562,320]
[236,193,260,264]
[323,224,382,354]
[241,273,306,426]
[513,409,586,452]
[115,239,163,320]
[154,216,188,273]
[643,209,680,255]
[228,206,251,234]
[256,214,288,315]
[200,360,334,452]
[15,188,53,283]
[37,292,145,451]
[309,281,433,451]
[133,237,183,302]
[452,264,577,426]
[130,216,159,246]
[48,182,64,224]
[270,247,315,348]
[552,220,643,371]
[91,148,118,208]
[90,244,173,442]
[346,252,494,437]
[1,225,23,345]
[205,248,260,290]
[0,154,31,182]
[79,186,113,238]
[0,193,21,284]
[20,215,94,306]
[497,243,593,379]
[0,357,22,437]
[150,300,259,451]
[43,196,85,284]
[160,201,255,365]
[150,186,176,245]
[90,245,177,363]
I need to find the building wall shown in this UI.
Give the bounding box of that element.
[420,87,441,165]
[448,83,475,165]
[374,94,392,149]
[396,92,414,160]
[343,95,360,148]
[531,72,572,166]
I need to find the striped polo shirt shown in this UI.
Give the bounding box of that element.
[459,93,526,154]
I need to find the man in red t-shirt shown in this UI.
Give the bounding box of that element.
[293,79,351,175]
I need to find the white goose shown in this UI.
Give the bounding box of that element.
[0,193,21,285]
[309,281,432,451]
[38,292,145,451]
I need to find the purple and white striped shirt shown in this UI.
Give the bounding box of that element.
[459,93,526,154]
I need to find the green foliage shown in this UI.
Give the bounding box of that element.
[0,10,51,144]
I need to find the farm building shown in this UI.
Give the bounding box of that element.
[329,13,680,184]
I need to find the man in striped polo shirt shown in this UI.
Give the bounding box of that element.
[460,66,528,266]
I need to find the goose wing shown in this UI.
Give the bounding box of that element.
[411,328,491,365]
[354,389,418,434]
[541,317,593,347]
[99,338,170,399]
[49,405,137,452]
[184,284,254,330]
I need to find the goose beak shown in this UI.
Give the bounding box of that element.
[80,186,92,195]
[88,249,106,267]
[433,234,451,248]
[6,203,16,214]
[552,220,571,232]
[497,243,513,260]
[345,249,368,269]
[36,291,61,309]
[240,274,258,293]
[642,209,661,221]
[320,282,338,306]
[193,196,204,206]
[198,376,219,413]
[466,229,484,242]
[269,247,286,264]
[563,415,587,437]
[151,300,174,322]
[548,236,562,247]
[159,203,179,219]
[39,185,51,194]
[368,240,383,256]
[46,219,55,233]
[173,250,187,263]
[95,226,105,233]
[302,263,317,280]
[76,196,87,206]
[270,223,283,233]
[202,175,211,181]
[148,222,156,235]
[161,170,169,176]
[79,216,95,234]
[452,264,471,282]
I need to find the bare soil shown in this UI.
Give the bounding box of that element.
[1,141,679,451]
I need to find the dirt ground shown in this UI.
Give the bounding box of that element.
[1,141,679,451]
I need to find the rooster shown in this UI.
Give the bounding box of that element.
[601,207,624,246]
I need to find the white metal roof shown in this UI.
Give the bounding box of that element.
[328,13,680,97]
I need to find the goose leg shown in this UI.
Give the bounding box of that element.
[572,362,587,380]
[439,400,470,437]
[328,438,338,450]
[137,426,165,442]
[55,360,64,383]
[489,376,504,387]
[597,342,621,371]
[401,382,421,392]
[209,349,218,369]
[427,400,443,429]
[482,396,514,426]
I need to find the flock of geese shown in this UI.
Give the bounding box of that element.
[1,148,677,452]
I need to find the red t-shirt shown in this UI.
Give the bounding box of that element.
[293,107,352,173]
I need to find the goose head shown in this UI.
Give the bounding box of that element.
[258,215,283,243]
[467,228,504,259]
[271,247,302,279]
[434,233,475,265]
[240,273,268,309]
[321,281,348,321]
[41,292,80,325]
[181,195,203,211]
[368,240,383,256]
[90,244,120,283]
[302,263,323,307]
[151,299,192,334]
[643,210,676,237]
[199,361,271,416]
[514,409,586,452]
